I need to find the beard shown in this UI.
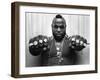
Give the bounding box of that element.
[53,31,66,42]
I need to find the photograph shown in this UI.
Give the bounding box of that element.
[26,13,90,67]
[11,2,97,78]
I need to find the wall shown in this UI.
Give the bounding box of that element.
[0,0,100,80]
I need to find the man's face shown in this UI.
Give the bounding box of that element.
[52,18,66,42]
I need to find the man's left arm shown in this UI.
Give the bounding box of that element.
[69,35,88,51]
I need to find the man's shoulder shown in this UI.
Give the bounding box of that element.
[64,35,70,41]
[48,36,53,41]
[48,35,70,42]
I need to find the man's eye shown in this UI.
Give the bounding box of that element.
[54,25,65,29]
[60,26,64,29]
[54,25,58,28]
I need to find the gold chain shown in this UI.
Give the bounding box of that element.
[55,40,64,64]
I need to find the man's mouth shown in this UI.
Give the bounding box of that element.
[55,33,62,36]
[56,34,62,36]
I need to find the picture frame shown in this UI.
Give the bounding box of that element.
[11,2,98,78]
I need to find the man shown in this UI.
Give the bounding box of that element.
[29,14,87,66]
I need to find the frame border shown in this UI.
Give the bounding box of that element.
[11,2,98,78]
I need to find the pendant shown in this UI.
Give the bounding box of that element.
[57,51,63,64]
[56,47,60,51]
[57,52,61,58]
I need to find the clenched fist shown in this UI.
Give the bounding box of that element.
[69,35,87,51]
[29,35,49,56]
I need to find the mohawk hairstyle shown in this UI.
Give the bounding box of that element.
[52,14,66,27]
[55,14,62,18]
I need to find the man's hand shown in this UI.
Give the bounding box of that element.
[69,35,87,51]
[29,35,49,56]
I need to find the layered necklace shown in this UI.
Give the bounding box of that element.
[55,39,64,64]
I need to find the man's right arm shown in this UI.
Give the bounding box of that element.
[29,35,49,56]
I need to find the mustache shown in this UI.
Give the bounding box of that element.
[55,31,63,34]
[53,32,66,42]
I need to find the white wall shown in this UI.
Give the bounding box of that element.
[0,0,100,80]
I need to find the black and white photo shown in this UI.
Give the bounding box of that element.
[26,13,90,67]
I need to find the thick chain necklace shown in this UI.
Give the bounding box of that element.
[55,40,64,64]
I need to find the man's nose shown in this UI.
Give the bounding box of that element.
[57,27,61,32]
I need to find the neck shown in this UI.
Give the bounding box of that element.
[54,37,65,43]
